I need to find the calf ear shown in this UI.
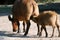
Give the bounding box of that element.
[8,15,13,21]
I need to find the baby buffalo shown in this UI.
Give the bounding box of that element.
[30,11,60,37]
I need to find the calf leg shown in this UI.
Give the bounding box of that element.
[51,26,55,37]
[39,25,43,37]
[56,24,60,37]
[24,20,31,36]
[43,26,48,37]
[39,25,48,37]
[37,24,40,35]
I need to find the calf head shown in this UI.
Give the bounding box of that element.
[30,15,38,23]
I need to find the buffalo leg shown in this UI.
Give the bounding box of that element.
[24,20,31,36]
[23,21,25,32]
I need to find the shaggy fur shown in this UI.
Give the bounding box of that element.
[8,0,39,36]
[31,11,60,37]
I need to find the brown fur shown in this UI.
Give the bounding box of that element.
[31,11,60,37]
[8,15,25,32]
[8,0,39,36]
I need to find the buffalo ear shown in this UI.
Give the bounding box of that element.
[8,15,13,21]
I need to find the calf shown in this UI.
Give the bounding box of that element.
[30,11,60,37]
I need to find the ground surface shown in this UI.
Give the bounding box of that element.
[0,12,60,40]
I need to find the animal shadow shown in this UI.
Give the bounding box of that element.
[0,31,39,38]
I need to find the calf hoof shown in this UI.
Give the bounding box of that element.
[39,33,42,37]
[58,35,60,37]
[39,35,41,37]
[23,30,25,33]
[37,33,39,35]
[50,35,53,38]
[45,35,48,37]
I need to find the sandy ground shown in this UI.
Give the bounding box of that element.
[0,12,60,40]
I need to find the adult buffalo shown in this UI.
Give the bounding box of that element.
[8,0,39,36]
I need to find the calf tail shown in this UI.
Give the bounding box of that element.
[55,14,59,25]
